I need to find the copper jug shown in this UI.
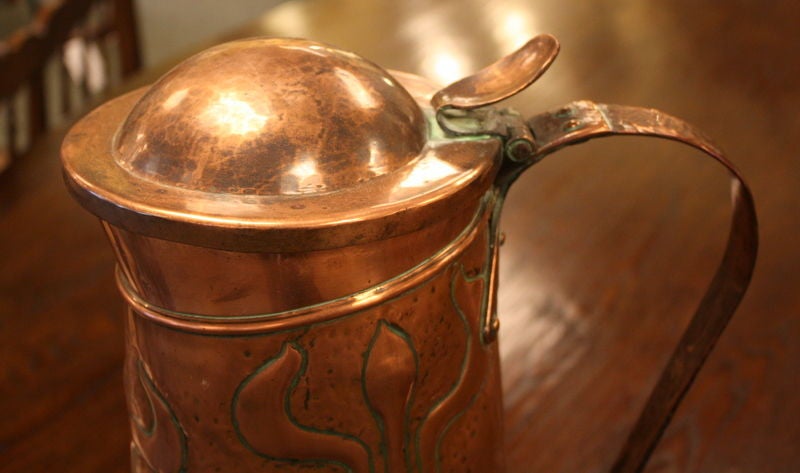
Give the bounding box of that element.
[61,35,757,473]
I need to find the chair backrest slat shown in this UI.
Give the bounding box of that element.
[0,0,141,167]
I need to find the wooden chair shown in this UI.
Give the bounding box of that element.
[0,0,141,169]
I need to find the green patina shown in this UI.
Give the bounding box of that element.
[231,340,375,473]
[133,360,188,473]
[361,320,420,473]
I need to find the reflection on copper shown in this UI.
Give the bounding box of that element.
[200,92,269,136]
[397,153,460,189]
[282,43,328,58]
[334,67,380,109]
[367,140,388,175]
[284,156,326,194]
[162,88,189,111]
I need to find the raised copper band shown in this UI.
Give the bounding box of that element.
[115,195,491,335]
[528,101,759,473]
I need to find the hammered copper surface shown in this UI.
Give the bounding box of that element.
[123,207,506,473]
[101,195,478,316]
[115,38,426,196]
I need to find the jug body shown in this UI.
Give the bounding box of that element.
[106,200,506,472]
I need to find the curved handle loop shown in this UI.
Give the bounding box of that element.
[521,101,759,473]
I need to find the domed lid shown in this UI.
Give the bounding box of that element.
[114,38,427,196]
[61,36,558,251]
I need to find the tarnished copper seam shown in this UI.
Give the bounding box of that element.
[116,196,492,335]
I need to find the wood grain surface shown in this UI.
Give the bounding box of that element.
[1,0,798,472]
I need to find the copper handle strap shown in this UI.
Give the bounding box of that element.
[526,101,759,473]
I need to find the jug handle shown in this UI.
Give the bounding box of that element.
[506,100,758,473]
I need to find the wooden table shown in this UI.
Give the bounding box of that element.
[1,0,798,471]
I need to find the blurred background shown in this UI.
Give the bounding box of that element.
[0,0,285,66]
[122,0,285,66]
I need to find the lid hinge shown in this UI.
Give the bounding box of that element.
[436,106,540,183]
[430,34,562,187]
